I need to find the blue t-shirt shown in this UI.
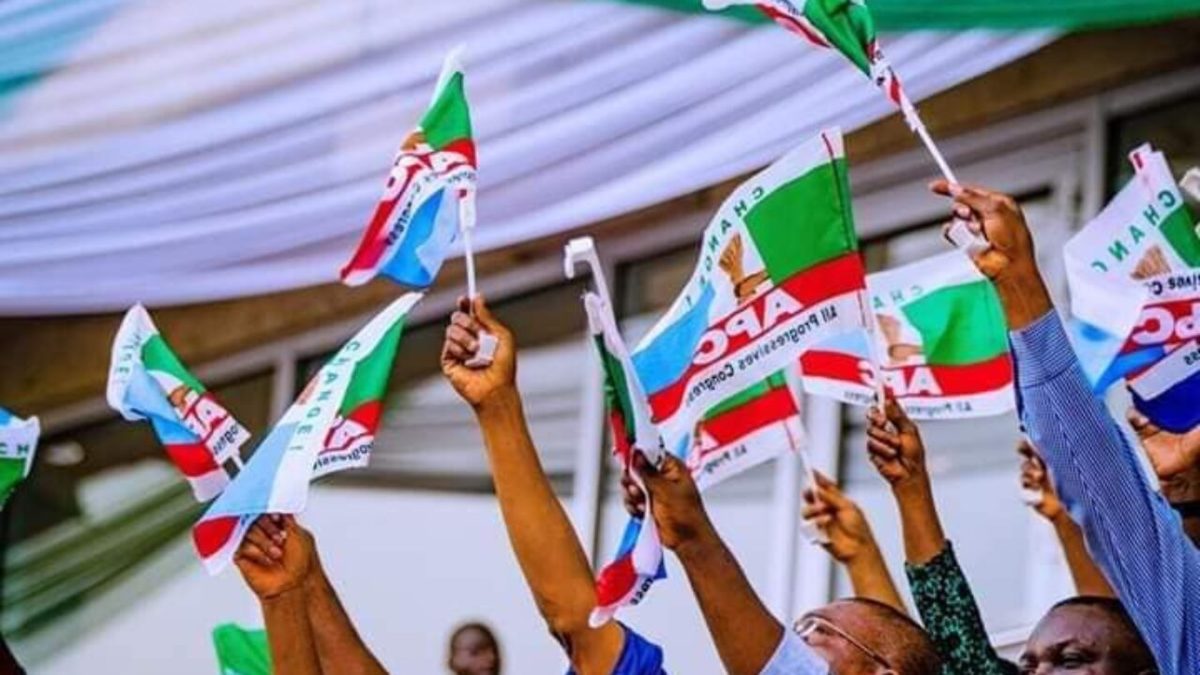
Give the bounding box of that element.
[565,624,665,675]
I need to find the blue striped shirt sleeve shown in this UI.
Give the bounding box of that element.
[1010,311,1200,674]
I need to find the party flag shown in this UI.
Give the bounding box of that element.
[0,407,38,509]
[341,48,476,288]
[193,294,421,574]
[802,250,1014,418]
[108,305,250,502]
[1064,144,1200,432]
[212,623,271,675]
[582,291,668,627]
[632,129,868,455]
[703,0,958,182]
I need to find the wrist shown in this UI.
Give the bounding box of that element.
[473,385,521,418]
[891,473,933,502]
[844,540,886,570]
[260,583,306,605]
[672,518,721,563]
[992,263,1053,330]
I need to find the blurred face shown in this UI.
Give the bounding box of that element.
[449,627,500,675]
[796,603,896,675]
[1019,605,1151,675]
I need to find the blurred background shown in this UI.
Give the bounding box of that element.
[0,1,1198,672]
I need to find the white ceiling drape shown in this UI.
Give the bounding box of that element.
[0,0,1055,315]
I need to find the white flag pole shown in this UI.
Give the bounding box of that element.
[461,192,497,368]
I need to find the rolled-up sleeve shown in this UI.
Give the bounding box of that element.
[759,631,828,675]
[1010,311,1200,674]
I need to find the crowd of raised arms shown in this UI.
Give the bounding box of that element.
[218,181,1200,675]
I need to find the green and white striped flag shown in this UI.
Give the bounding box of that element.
[0,407,38,509]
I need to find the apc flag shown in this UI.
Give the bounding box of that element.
[582,292,668,627]
[212,624,271,675]
[802,250,1014,418]
[704,1,908,110]
[0,407,38,509]
[341,49,476,288]
[108,305,250,502]
[193,294,421,574]
[632,129,868,455]
[1064,144,1200,432]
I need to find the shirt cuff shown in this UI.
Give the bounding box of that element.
[1008,311,1077,387]
[904,540,956,583]
[760,631,828,675]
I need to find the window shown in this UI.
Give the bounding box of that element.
[1108,93,1200,194]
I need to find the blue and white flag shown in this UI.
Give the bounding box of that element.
[1065,144,1200,433]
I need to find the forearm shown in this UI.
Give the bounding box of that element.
[894,480,947,566]
[676,524,783,675]
[305,562,386,675]
[474,387,623,671]
[1051,513,1114,598]
[262,589,322,675]
[844,546,906,614]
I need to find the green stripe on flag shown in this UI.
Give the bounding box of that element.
[901,280,1008,365]
[596,334,639,443]
[142,335,206,393]
[421,71,472,151]
[804,0,877,75]
[1162,208,1200,268]
[743,159,858,283]
[705,371,788,419]
[339,321,405,416]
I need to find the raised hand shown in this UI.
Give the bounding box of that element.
[632,450,713,552]
[1127,407,1200,481]
[235,515,316,600]
[441,295,517,409]
[866,396,928,491]
[1018,439,1063,520]
[931,181,1052,329]
[801,472,876,565]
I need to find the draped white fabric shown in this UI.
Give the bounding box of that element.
[0,0,1055,315]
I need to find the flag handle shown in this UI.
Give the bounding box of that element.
[564,237,615,310]
[459,194,498,368]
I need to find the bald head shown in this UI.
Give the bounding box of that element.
[801,598,941,675]
[1021,597,1157,675]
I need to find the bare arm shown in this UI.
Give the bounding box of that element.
[801,472,906,613]
[632,452,786,675]
[236,516,322,675]
[442,297,623,674]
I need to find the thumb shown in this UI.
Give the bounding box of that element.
[813,471,852,510]
[471,295,503,333]
[884,396,914,432]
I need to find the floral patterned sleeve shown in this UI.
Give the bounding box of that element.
[905,542,1017,675]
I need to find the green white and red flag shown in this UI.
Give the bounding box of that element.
[801,250,1014,418]
[703,0,959,182]
[631,128,870,453]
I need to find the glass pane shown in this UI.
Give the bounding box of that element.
[1108,93,1200,194]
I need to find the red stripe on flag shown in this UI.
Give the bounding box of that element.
[702,386,797,446]
[193,516,240,559]
[758,5,829,47]
[1122,298,1200,353]
[442,138,477,168]
[647,253,865,420]
[594,554,639,607]
[802,350,1013,397]
[165,441,220,477]
[341,197,400,278]
[345,400,384,433]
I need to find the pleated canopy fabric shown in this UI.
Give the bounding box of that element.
[0,0,1054,315]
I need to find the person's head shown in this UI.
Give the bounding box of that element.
[447,622,500,675]
[1020,597,1157,674]
[796,598,941,674]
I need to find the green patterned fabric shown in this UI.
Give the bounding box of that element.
[905,542,1017,675]
[615,0,1200,30]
